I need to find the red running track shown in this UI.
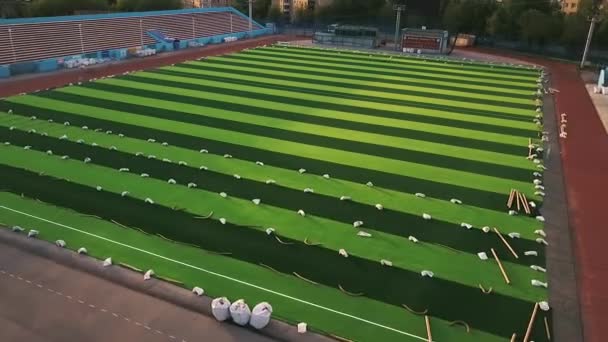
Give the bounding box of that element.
[548,60,608,342]
[460,48,608,342]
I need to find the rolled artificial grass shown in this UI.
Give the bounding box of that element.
[0,162,544,339]
[0,45,549,341]
[0,126,545,264]
[0,113,543,235]
[0,103,535,211]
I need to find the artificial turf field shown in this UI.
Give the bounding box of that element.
[0,45,549,341]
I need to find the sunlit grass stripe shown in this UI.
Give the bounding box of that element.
[0,112,543,236]
[92,74,537,135]
[181,59,534,97]
[19,92,535,195]
[0,164,545,339]
[0,195,517,342]
[77,76,537,142]
[0,144,547,293]
[0,127,544,264]
[221,53,537,89]
[78,77,535,176]
[0,103,534,211]
[273,46,541,76]
[132,69,534,122]
[49,86,536,172]
[157,64,534,110]
[38,84,527,159]
[243,48,539,82]
[1,194,517,342]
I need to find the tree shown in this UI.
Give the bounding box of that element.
[267,5,282,24]
[115,0,182,12]
[518,9,553,45]
[32,0,108,17]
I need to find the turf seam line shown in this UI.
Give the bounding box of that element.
[0,204,432,341]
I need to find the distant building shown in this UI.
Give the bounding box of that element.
[185,0,237,8]
[560,0,581,14]
[271,0,333,21]
[560,0,607,13]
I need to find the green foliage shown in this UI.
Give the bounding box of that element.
[518,9,554,45]
[442,0,495,34]
[115,0,182,12]
[32,0,108,17]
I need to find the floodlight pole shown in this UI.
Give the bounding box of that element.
[393,5,406,51]
[248,0,254,34]
[580,15,600,69]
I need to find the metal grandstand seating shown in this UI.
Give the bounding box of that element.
[0,10,256,65]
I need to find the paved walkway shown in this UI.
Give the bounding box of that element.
[585,84,608,134]
[0,241,274,342]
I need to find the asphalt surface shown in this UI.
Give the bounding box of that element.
[0,242,275,342]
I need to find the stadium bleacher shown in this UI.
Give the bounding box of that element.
[0,9,257,66]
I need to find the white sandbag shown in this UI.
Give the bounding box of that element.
[357,231,372,237]
[55,240,66,248]
[408,236,418,243]
[380,259,393,266]
[415,193,426,198]
[144,269,154,280]
[297,322,307,333]
[530,265,547,273]
[192,287,204,296]
[539,301,550,311]
[422,213,432,220]
[11,225,24,233]
[460,222,473,229]
[366,181,374,187]
[339,249,348,258]
[103,257,112,267]
[375,204,383,210]
[229,299,251,326]
[211,297,231,321]
[531,279,548,288]
[77,247,87,255]
[478,252,488,261]
[508,232,521,239]
[250,302,273,329]
[28,230,39,238]
[339,195,351,201]
[353,220,363,228]
[534,229,546,237]
[524,250,538,256]
[482,226,490,233]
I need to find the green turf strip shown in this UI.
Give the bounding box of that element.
[0,113,543,236]
[64,76,537,142]
[4,94,536,197]
[0,162,547,339]
[53,74,531,157]
[205,56,535,115]
[0,143,547,293]
[188,52,536,107]
[1,192,544,342]
[240,48,539,82]
[94,74,537,129]
[52,80,535,182]
[128,70,534,124]
[179,59,535,98]
[154,67,534,118]
[0,127,545,266]
[216,53,537,89]
[271,46,541,76]
[0,105,537,211]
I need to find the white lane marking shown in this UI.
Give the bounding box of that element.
[89,304,96,309]
[112,313,119,318]
[0,205,430,341]
[100,308,108,313]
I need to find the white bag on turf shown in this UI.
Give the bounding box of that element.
[211,297,231,321]
[229,299,251,326]
[250,302,273,329]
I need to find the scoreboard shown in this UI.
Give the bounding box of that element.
[400,28,448,54]
[402,36,441,51]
